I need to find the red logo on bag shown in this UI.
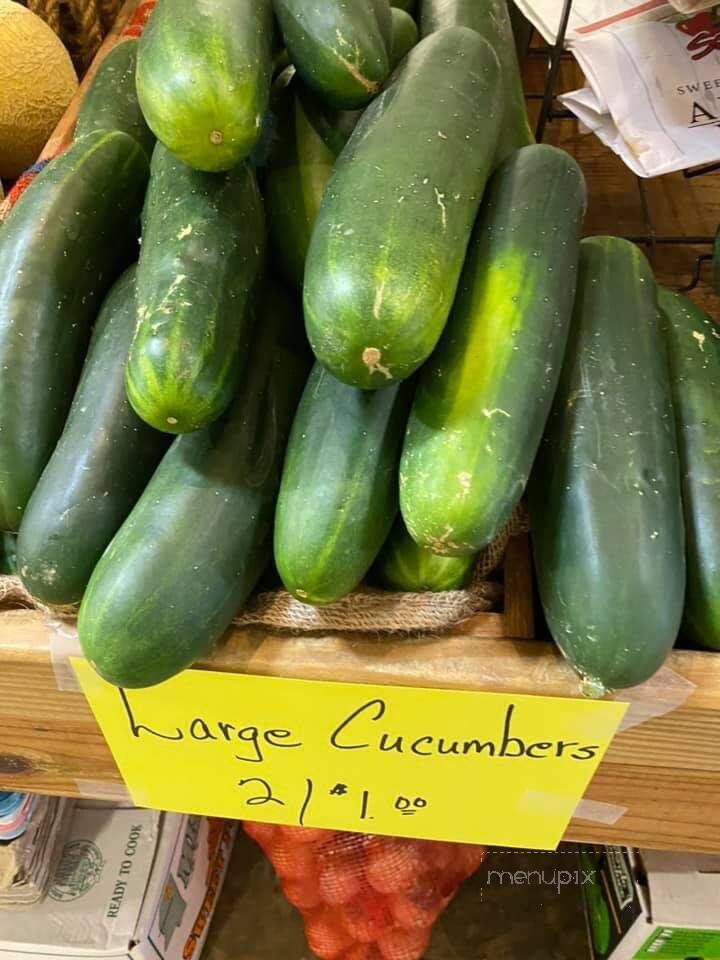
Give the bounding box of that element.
[676,12,720,61]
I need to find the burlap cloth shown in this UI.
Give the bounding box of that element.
[0,505,527,633]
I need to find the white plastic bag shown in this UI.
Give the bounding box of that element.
[560,13,720,175]
[668,0,717,13]
[511,0,673,44]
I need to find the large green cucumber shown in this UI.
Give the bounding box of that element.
[78,295,309,688]
[659,288,720,651]
[304,28,501,389]
[374,518,475,591]
[390,7,419,66]
[0,131,149,532]
[274,0,392,109]
[16,267,168,605]
[136,0,273,172]
[127,143,265,434]
[400,145,585,556]
[530,238,685,692]
[275,363,412,604]
[74,39,154,158]
[420,0,533,164]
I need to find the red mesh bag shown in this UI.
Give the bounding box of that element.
[244,822,486,960]
[122,0,158,38]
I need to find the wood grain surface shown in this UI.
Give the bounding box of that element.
[0,604,718,852]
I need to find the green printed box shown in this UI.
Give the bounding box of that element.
[580,849,720,960]
[635,926,720,958]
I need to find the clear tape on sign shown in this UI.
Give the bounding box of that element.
[47,617,82,692]
[611,665,696,733]
[574,798,627,824]
[519,789,576,818]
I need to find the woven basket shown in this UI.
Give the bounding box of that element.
[27,0,123,73]
[0,505,528,634]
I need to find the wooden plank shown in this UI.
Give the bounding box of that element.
[0,610,718,852]
[499,535,534,640]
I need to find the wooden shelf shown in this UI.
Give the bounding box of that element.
[0,537,718,853]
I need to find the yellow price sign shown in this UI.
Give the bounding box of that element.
[72,660,626,849]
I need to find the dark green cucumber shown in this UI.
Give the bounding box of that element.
[0,131,149,532]
[304,28,501,389]
[275,362,412,604]
[136,0,273,172]
[390,7,418,65]
[420,0,533,164]
[274,0,392,109]
[0,534,16,575]
[659,288,720,651]
[74,39,154,158]
[266,72,340,291]
[530,238,685,692]
[78,297,309,688]
[296,84,363,157]
[401,145,585,556]
[375,518,475,591]
[127,143,265,434]
[16,267,168,605]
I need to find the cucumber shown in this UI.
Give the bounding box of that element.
[136,0,273,172]
[659,288,720,651]
[16,267,169,605]
[274,0,393,109]
[304,28,501,389]
[392,0,416,11]
[0,131,149,532]
[127,143,265,434]
[265,73,339,291]
[390,7,419,66]
[400,145,585,556]
[374,518,475,591]
[274,363,412,605]
[420,0,533,164]
[78,295,309,688]
[0,534,16,575]
[296,84,363,157]
[530,238,685,692]
[74,39,154,158]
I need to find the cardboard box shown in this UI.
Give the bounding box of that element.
[0,803,236,960]
[581,847,720,959]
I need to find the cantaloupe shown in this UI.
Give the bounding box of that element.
[0,1,78,178]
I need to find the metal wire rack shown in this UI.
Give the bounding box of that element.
[521,0,716,293]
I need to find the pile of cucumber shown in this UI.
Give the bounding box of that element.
[0,0,716,694]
